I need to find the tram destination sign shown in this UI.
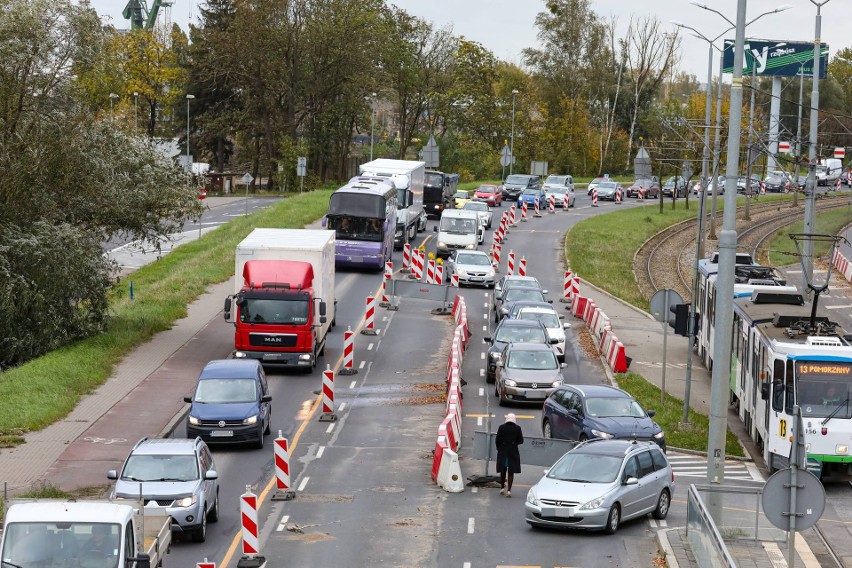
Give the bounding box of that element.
[796,362,852,378]
[723,40,828,78]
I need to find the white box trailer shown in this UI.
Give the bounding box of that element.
[1,499,171,568]
[359,159,426,248]
[228,228,336,367]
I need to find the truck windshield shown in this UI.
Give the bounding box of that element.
[239,298,310,325]
[3,522,121,567]
[327,215,383,242]
[425,172,443,187]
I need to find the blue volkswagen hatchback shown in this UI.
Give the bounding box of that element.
[541,385,666,451]
[185,359,272,449]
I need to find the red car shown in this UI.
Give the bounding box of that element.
[474,184,502,207]
[625,178,660,199]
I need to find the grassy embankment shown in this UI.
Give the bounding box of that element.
[766,201,852,266]
[565,193,815,455]
[0,188,336,448]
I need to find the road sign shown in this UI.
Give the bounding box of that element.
[297,156,307,177]
[650,289,683,323]
[762,468,825,531]
[500,144,514,167]
[420,135,440,168]
[197,188,207,200]
[779,141,791,153]
[530,161,548,176]
[241,173,254,185]
[835,147,846,159]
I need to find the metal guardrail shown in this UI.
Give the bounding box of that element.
[687,484,739,568]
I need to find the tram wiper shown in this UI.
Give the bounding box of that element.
[821,398,850,426]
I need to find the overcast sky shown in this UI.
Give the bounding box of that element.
[90,0,851,79]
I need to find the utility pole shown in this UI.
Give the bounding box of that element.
[744,65,757,222]
[794,64,805,208]
[709,49,724,241]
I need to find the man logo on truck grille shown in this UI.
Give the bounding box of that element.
[266,336,283,343]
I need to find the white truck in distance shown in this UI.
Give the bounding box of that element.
[1,499,171,567]
[359,159,426,249]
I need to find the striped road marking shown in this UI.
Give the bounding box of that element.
[667,453,762,481]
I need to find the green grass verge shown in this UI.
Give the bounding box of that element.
[0,187,336,436]
[766,201,852,266]
[616,372,743,456]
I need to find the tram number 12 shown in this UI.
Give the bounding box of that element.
[778,419,787,438]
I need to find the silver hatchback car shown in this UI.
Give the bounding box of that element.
[525,439,674,533]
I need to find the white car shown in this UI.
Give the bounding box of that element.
[462,201,493,229]
[444,249,496,287]
[543,175,575,208]
[516,306,570,361]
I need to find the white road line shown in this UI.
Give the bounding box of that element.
[482,325,487,331]
[483,302,488,308]
[464,563,471,568]
[275,514,290,532]
[326,422,335,434]
[359,360,366,369]
[659,519,667,527]
[479,369,484,377]
[349,380,357,389]
[338,402,346,411]
[317,446,325,458]
[477,416,483,426]
[824,304,852,310]
[483,313,488,320]
[467,517,475,534]
[297,477,310,491]
[480,353,485,360]
[471,487,478,494]
[648,519,657,528]
[367,342,374,351]
[382,316,388,321]
[479,387,484,396]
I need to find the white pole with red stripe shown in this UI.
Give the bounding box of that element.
[534,197,541,217]
[436,263,444,284]
[592,187,599,207]
[561,270,573,303]
[401,243,411,272]
[451,273,459,288]
[426,258,436,284]
[507,250,515,275]
[549,194,555,213]
[340,326,357,375]
[319,365,337,422]
[361,295,378,335]
[239,485,262,560]
[615,186,622,204]
[493,242,502,267]
[197,560,215,568]
[519,256,527,276]
[521,201,528,222]
[271,432,295,501]
[638,187,643,201]
[380,261,392,307]
[510,205,517,225]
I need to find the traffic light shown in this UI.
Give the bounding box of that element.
[669,303,691,336]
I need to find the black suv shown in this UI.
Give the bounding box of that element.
[501,174,540,201]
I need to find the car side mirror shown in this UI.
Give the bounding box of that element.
[560,363,566,368]
[131,554,151,568]
[205,470,219,480]
[563,323,571,329]
[541,289,549,295]
[319,302,327,316]
[647,410,656,417]
[550,338,559,345]
[183,396,192,403]
[543,468,550,476]
[107,470,118,480]
[624,477,639,486]
[567,408,578,416]
[760,382,770,400]
[547,300,553,304]
[484,336,492,342]
[261,394,272,403]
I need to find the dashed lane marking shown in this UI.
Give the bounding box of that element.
[349,380,357,389]
[359,360,366,369]
[467,517,475,534]
[316,446,325,458]
[479,388,484,396]
[325,422,335,434]
[275,515,290,532]
[338,402,346,411]
[367,342,374,351]
[297,477,310,491]
[824,304,852,310]
[465,413,535,419]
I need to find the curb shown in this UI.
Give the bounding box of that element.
[666,445,755,462]
[159,404,190,439]
[578,277,656,321]
[655,527,682,568]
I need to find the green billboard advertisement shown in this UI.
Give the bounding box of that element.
[723,40,828,78]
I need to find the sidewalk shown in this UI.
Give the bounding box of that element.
[572,279,829,568]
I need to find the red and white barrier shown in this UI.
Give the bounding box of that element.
[583,300,597,325]
[436,447,464,493]
[510,205,517,225]
[534,197,541,217]
[608,339,629,373]
[240,485,260,557]
[561,270,573,302]
[197,561,215,568]
[321,365,335,416]
[493,242,502,266]
[638,188,644,201]
[439,415,459,452]
[572,275,580,298]
[361,295,377,335]
[615,186,622,204]
[402,243,412,272]
[411,249,424,280]
[436,263,444,285]
[381,261,392,305]
[572,296,587,317]
[507,250,515,275]
[518,256,527,277]
[521,201,528,222]
[340,326,357,375]
[426,258,436,284]
[431,435,449,481]
[272,433,295,501]
[549,194,555,213]
[451,273,459,288]
[592,188,599,207]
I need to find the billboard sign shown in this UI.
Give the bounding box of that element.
[723,40,828,78]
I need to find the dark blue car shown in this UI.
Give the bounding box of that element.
[541,384,666,451]
[185,359,272,449]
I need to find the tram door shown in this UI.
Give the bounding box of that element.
[767,358,793,467]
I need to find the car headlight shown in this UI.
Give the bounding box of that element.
[486,269,495,277]
[551,379,563,388]
[175,495,199,508]
[837,445,848,454]
[579,496,606,511]
[527,488,539,506]
[395,230,403,237]
[437,241,447,249]
[188,416,200,426]
[654,431,666,439]
[490,352,501,360]
[456,267,467,276]
[503,379,517,387]
[243,415,259,425]
[591,429,614,439]
[465,244,475,249]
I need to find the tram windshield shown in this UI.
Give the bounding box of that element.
[796,361,852,419]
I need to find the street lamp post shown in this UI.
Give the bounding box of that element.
[510,89,519,175]
[134,92,139,136]
[186,94,195,168]
[108,93,119,123]
[369,92,377,161]
[803,0,831,300]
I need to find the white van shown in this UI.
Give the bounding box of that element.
[435,209,482,258]
[816,158,843,186]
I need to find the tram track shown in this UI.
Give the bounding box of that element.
[637,195,852,303]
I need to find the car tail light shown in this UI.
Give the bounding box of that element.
[671,468,675,483]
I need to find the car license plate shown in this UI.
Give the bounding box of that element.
[470,277,483,282]
[555,507,575,518]
[263,353,283,360]
[210,430,233,437]
[524,390,547,399]
[348,256,363,263]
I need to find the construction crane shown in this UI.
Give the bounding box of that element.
[122,0,173,30]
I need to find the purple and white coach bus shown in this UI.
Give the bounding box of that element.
[325,176,398,270]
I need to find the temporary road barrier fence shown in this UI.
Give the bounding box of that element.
[451,273,459,287]
[361,295,378,335]
[592,188,598,207]
[436,447,464,493]
[339,327,357,375]
[534,197,541,217]
[426,259,436,284]
[561,270,573,303]
[431,435,449,482]
[240,485,261,558]
[380,261,392,306]
[435,264,444,285]
[319,365,337,422]
[549,195,555,213]
[507,251,515,275]
[271,432,295,501]
[402,243,411,272]
[518,257,527,277]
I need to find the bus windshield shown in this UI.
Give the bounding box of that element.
[327,215,383,242]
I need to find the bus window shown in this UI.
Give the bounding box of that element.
[785,359,795,414]
[772,359,785,412]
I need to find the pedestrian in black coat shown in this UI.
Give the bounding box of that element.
[495,413,523,496]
